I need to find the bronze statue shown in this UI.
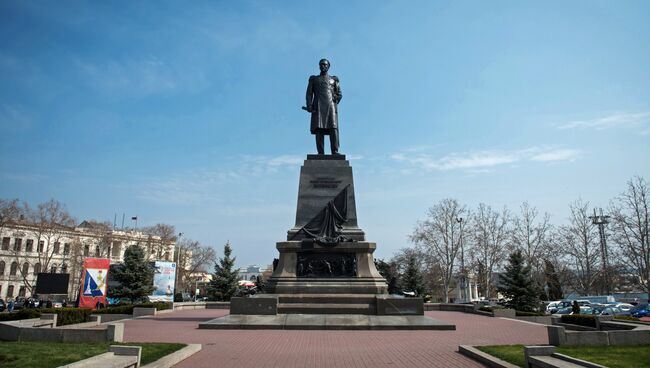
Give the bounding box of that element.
[303,59,342,154]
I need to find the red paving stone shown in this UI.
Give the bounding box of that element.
[123,309,548,367]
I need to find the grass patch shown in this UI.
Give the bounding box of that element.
[0,341,185,367]
[477,345,526,367]
[477,344,650,368]
[557,345,650,368]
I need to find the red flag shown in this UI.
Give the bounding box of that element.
[78,258,110,309]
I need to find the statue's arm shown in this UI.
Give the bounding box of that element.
[333,76,342,104]
[305,76,315,111]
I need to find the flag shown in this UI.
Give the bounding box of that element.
[78,258,110,309]
[131,216,138,220]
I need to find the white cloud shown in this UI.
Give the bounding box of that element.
[557,112,650,131]
[530,148,581,162]
[391,146,580,172]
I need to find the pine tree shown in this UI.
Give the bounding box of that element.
[401,255,426,298]
[498,250,540,312]
[375,259,400,294]
[208,242,239,301]
[109,244,155,303]
[544,259,564,300]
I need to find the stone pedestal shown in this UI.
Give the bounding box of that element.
[266,241,387,294]
[267,154,387,295]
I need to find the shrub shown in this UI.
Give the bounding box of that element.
[561,314,597,328]
[614,315,640,322]
[478,306,493,313]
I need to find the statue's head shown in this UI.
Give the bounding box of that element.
[319,59,330,73]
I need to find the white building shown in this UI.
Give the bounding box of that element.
[237,265,272,281]
[0,220,175,301]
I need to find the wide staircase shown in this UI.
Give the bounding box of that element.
[277,294,377,314]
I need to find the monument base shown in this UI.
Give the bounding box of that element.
[266,241,388,295]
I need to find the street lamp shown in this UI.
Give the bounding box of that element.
[173,232,183,302]
[456,217,466,302]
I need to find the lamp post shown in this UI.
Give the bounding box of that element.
[456,217,466,302]
[173,232,183,301]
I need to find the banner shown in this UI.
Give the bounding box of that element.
[149,261,176,302]
[78,258,110,309]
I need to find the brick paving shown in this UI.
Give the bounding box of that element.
[123,309,548,367]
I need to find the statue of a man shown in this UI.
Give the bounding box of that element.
[304,59,342,155]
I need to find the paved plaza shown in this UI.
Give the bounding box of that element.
[123,309,548,367]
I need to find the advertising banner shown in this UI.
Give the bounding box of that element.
[149,261,176,302]
[78,258,110,309]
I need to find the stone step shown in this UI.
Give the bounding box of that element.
[278,294,377,304]
[278,303,376,314]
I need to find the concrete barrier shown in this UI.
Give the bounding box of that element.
[94,314,133,323]
[0,320,123,343]
[492,309,516,318]
[133,307,157,317]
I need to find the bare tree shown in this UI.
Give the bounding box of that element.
[0,199,25,231]
[610,176,650,295]
[510,202,553,279]
[558,199,601,295]
[176,238,216,293]
[9,199,76,294]
[141,223,177,260]
[410,198,469,303]
[469,203,510,298]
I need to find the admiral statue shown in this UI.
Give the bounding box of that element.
[303,59,342,155]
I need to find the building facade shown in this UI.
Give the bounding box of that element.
[0,220,175,301]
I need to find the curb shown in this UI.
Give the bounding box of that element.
[141,343,202,368]
[458,345,519,368]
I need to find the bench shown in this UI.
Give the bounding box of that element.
[58,345,141,368]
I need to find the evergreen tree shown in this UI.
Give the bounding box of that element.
[109,244,155,303]
[375,259,400,294]
[498,250,540,312]
[544,259,564,300]
[208,242,239,301]
[401,255,426,298]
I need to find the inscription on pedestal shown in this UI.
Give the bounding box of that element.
[297,253,356,277]
[309,177,342,189]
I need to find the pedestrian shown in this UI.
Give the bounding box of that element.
[7,299,14,313]
[572,300,580,315]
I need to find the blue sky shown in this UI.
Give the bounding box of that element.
[1,1,649,267]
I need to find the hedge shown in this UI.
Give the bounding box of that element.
[0,308,92,326]
[561,314,597,328]
[478,306,493,313]
[93,302,172,315]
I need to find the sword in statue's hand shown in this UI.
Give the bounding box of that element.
[301,106,311,112]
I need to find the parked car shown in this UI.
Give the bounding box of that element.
[610,303,635,313]
[545,301,563,314]
[591,305,628,316]
[0,298,5,312]
[631,304,650,318]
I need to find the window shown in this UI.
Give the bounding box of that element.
[10,262,18,276]
[13,238,22,252]
[63,243,70,255]
[112,242,121,258]
[0,261,4,275]
[22,262,29,276]
[33,263,41,275]
[61,264,68,274]
[25,239,34,252]
[18,286,25,297]
[50,264,57,274]
[1,237,9,250]
[7,285,14,297]
[95,246,100,257]
[38,240,44,253]
[84,244,90,256]
[53,242,60,254]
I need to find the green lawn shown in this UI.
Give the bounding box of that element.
[0,341,186,367]
[477,344,650,368]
